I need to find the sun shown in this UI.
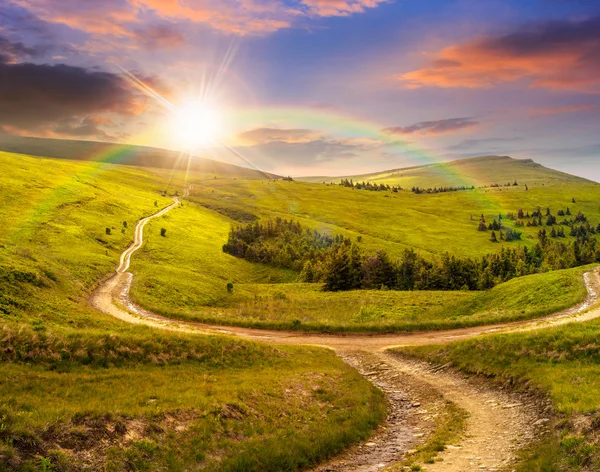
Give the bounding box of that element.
[170,100,222,149]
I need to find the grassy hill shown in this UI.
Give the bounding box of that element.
[0,151,384,471]
[300,155,591,188]
[2,145,600,470]
[0,134,277,178]
[178,157,600,260]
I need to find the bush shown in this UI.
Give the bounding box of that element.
[105,227,111,235]
[160,228,167,237]
[226,282,234,293]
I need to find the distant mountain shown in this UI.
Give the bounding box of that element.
[0,134,278,179]
[299,155,592,188]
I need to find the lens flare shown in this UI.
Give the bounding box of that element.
[170,101,222,149]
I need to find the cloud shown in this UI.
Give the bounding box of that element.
[9,0,139,37]
[231,131,388,169]
[301,0,388,17]
[400,15,600,92]
[0,36,43,62]
[382,117,479,136]
[133,24,185,49]
[6,0,389,39]
[531,104,597,115]
[235,138,363,167]
[237,127,323,145]
[0,53,145,138]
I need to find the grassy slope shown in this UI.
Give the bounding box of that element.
[0,152,384,471]
[301,155,587,188]
[131,202,589,332]
[0,134,278,178]
[183,157,600,260]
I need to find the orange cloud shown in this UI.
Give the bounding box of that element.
[302,0,387,17]
[11,0,389,39]
[400,16,600,93]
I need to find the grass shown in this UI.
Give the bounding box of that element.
[0,152,386,471]
[131,204,590,332]
[3,148,600,470]
[394,303,600,471]
[302,155,587,189]
[0,343,385,472]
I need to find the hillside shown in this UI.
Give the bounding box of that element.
[300,155,591,188]
[0,134,277,179]
[0,151,383,471]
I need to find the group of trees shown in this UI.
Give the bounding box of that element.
[222,218,338,271]
[485,181,519,188]
[477,206,595,243]
[411,185,475,194]
[339,179,401,192]
[223,218,600,293]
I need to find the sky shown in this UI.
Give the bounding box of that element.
[1,0,600,179]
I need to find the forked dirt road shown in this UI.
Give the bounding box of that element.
[91,198,600,471]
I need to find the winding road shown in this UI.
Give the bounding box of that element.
[90,197,600,471]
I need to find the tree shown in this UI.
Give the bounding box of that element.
[123,221,128,228]
[299,260,316,282]
[105,227,111,235]
[160,228,167,237]
[566,207,571,215]
[572,197,576,203]
[361,250,397,289]
[490,231,498,242]
[226,282,234,293]
[323,241,362,291]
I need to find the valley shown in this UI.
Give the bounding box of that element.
[2,148,600,471]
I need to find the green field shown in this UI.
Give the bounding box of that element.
[0,152,384,471]
[131,201,590,331]
[301,155,586,188]
[2,147,600,470]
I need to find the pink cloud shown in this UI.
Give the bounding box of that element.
[400,16,600,93]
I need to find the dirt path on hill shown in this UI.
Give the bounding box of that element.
[90,198,600,471]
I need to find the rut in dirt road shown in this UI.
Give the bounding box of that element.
[89,198,600,471]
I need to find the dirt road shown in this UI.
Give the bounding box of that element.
[90,199,600,471]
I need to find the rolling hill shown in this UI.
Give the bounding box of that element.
[0,133,277,179]
[300,155,592,188]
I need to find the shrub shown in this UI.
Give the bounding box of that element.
[226,282,234,293]
[160,228,167,237]
[105,227,111,235]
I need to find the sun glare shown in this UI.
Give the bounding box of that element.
[171,101,222,149]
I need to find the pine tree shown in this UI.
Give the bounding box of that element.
[490,231,498,243]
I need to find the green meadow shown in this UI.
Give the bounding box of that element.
[2,148,600,471]
[0,152,384,471]
[131,201,589,331]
